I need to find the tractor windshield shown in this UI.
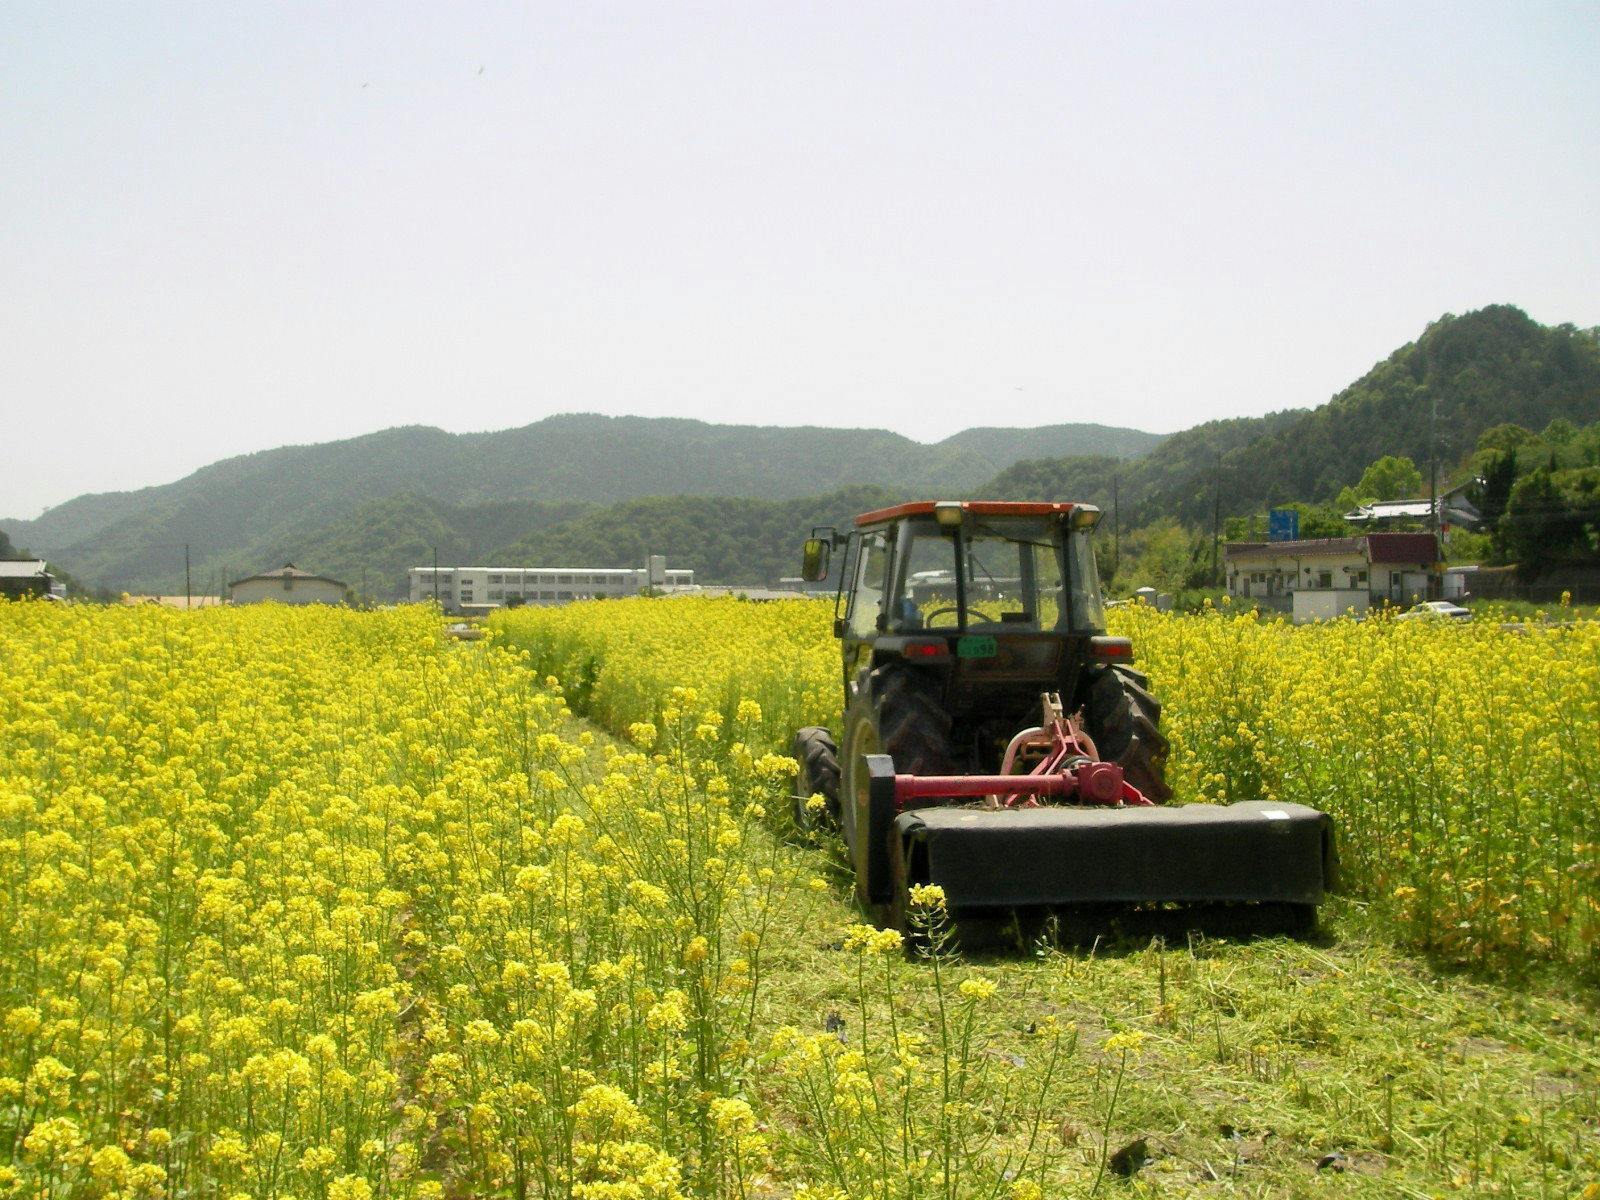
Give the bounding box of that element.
[892,517,1105,633]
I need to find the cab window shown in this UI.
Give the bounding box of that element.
[896,517,1070,631]
[1066,530,1106,631]
[964,522,1059,630]
[847,533,890,637]
[893,531,959,630]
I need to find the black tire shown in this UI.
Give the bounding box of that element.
[842,664,954,919]
[1083,664,1172,803]
[790,726,841,832]
[873,664,954,776]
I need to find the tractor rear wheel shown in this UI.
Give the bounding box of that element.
[841,663,954,914]
[1084,665,1172,803]
[873,664,954,776]
[790,727,840,832]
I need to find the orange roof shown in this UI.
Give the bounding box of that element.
[854,500,1079,526]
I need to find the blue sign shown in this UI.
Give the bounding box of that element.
[1268,508,1300,542]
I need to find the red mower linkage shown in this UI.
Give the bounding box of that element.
[892,693,1152,811]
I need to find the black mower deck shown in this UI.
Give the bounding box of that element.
[890,799,1335,911]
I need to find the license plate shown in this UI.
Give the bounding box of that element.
[957,635,997,659]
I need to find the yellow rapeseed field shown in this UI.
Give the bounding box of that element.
[5,597,1599,1197]
[1120,602,1600,968]
[0,602,817,1198]
[494,596,1600,973]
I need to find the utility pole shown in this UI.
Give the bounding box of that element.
[1111,473,1121,582]
[1211,455,1222,588]
[1429,392,1440,537]
[1429,392,1441,599]
[184,544,191,610]
[432,546,439,607]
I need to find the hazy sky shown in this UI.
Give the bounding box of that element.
[4,3,1597,519]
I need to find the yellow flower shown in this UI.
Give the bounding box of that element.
[1103,1029,1148,1056]
[22,1117,84,1164]
[958,977,996,1002]
[709,1095,757,1135]
[328,1176,373,1200]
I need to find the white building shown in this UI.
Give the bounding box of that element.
[1225,533,1441,621]
[1343,490,1482,532]
[0,560,56,601]
[409,555,694,613]
[229,563,348,606]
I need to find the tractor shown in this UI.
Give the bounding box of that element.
[791,500,1335,933]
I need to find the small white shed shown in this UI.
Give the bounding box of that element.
[229,563,347,606]
[1292,588,1370,623]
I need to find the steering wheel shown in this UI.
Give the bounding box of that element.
[924,606,997,627]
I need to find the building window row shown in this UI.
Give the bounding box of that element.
[442,572,633,586]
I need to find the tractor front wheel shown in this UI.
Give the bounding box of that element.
[790,726,840,833]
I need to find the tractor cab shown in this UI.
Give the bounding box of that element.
[803,501,1131,761]
[809,500,1105,634]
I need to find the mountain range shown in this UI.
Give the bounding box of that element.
[6,305,1598,596]
[5,418,1160,594]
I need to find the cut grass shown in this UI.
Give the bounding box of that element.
[570,712,1600,1196]
[760,883,1600,1194]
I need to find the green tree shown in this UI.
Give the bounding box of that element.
[1470,450,1518,536]
[1475,423,1538,457]
[1353,455,1424,502]
[1281,502,1350,538]
[1542,418,1578,447]
[1223,513,1266,541]
[1122,520,1204,593]
[1226,502,1347,541]
[1500,467,1600,575]
[1445,529,1493,564]
[1574,421,1600,467]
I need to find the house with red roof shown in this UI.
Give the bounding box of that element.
[1225,532,1441,617]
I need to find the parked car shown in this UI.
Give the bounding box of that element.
[1397,600,1472,622]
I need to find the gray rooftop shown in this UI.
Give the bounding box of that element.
[228,562,346,588]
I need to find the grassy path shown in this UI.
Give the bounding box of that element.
[562,710,1600,1197]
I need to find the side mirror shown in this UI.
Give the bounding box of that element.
[801,537,831,582]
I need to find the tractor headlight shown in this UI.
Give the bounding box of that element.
[934,501,964,528]
[1070,505,1102,531]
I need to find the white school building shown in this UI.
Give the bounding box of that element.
[409,556,693,613]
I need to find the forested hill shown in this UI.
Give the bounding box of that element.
[8,305,1597,597]
[6,416,1159,553]
[1156,306,1600,524]
[989,306,1600,526]
[986,410,1310,520]
[3,416,1158,594]
[492,487,902,586]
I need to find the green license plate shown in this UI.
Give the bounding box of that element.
[957,635,998,659]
